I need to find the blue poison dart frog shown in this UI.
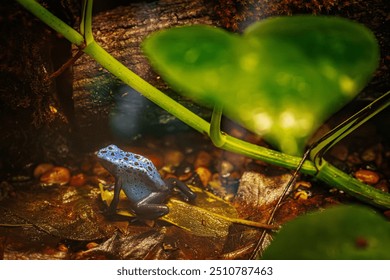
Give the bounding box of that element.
[96,144,196,219]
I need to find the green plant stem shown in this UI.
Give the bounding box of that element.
[16,0,84,46]
[15,0,390,209]
[316,161,390,207]
[16,0,307,170]
[81,0,94,45]
[16,0,210,134]
[310,90,390,165]
[224,131,318,174]
[210,102,317,173]
[210,105,226,147]
[85,41,211,135]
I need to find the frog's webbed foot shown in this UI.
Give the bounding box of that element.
[164,177,196,201]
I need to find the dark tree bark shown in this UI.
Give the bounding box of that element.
[0,1,80,176]
[72,0,218,149]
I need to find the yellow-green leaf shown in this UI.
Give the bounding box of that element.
[99,184,274,237]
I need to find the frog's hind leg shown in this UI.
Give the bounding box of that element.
[135,204,169,220]
[134,192,170,220]
[165,178,196,201]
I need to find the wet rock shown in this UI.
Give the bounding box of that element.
[194,150,212,168]
[361,145,377,162]
[33,163,54,179]
[70,173,87,187]
[329,144,349,161]
[195,166,212,187]
[354,169,380,185]
[164,149,184,167]
[86,242,99,250]
[347,152,363,165]
[40,166,71,186]
[362,144,384,168]
[293,181,312,200]
[375,180,389,193]
[57,243,69,253]
[222,152,247,170]
[219,160,234,178]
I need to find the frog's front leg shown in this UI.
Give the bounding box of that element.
[134,192,170,220]
[107,176,123,215]
[164,177,196,201]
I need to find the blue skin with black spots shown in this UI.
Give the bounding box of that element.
[96,144,196,219]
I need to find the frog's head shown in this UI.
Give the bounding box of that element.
[96,144,124,173]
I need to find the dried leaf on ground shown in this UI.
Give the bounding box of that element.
[100,184,274,238]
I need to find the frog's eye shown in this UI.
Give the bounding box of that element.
[100,150,107,154]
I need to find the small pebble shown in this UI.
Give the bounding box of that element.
[147,153,164,170]
[347,153,362,165]
[223,152,247,169]
[81,160,93,173]
[195,166,212,187]
[42,246,57,255]
[223,193,235,201]
[70,173,87,187]
[361,146,377,162]
[329,144,349,161]
[33,163,54,179]
[164,149,184,167]
[375,180,389,193]
[86,242,99,250]
[57,243,68,253]
[354,169,380,185]
[293,190,311,200]
[293,181,312,200]
[162,242,178,251]
[208,175,228,197]
[176,161,194,181]
[219,160,234,177]
[194,150,212,168]
[40,166,71,186]
[178,171,193,182]
[160,165,175,176]
[294,181,312,190]
[228,126,246,138]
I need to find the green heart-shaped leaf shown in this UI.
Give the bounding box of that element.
[143,16,379,155]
